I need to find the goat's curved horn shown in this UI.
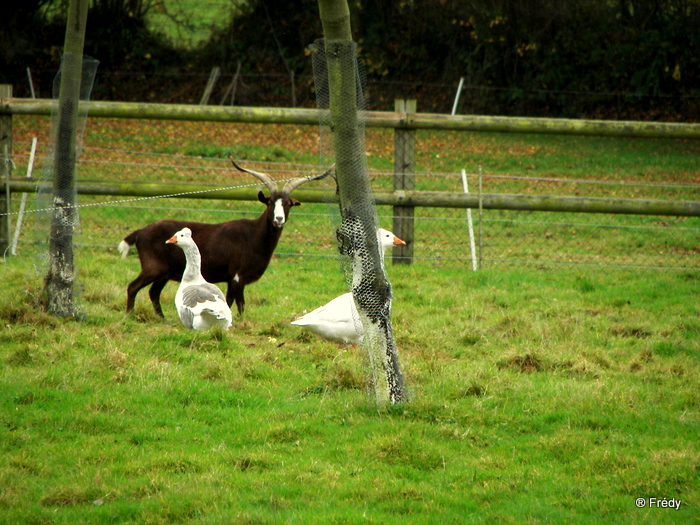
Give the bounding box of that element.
[230,157,278,194]
[282,164,335,195]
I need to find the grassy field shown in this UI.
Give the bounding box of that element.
[1,116,699,522]
[1,245,698,523]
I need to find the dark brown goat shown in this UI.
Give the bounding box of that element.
[118,161,331,316]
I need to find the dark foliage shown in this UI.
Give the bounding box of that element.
[1,0,698,119]
[0,2,64,97]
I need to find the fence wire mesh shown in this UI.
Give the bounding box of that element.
[31,55,100,316]
[310,38,407,403]
[5,144,699,272]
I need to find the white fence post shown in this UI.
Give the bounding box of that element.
[11,137,37,255]
[461,169,478,271]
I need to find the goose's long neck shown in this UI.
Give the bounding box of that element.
[380,245,390,263]
[181,242,202,282]
[379,242,395,266]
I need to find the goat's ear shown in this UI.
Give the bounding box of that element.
[258,191,270,205]
[291,198,301,207]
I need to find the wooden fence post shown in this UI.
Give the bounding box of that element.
[200,67,221,105]
[219,62,241,106]
[392,98,416,264]
[0,84,12,256]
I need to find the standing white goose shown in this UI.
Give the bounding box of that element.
[165,227,233,331]
[290,228,405,344]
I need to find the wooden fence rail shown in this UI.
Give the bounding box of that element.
[4,98,700,139]
[7,179,700,217]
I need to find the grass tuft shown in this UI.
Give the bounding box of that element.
[40,486,104,507]
[497,352,548,373]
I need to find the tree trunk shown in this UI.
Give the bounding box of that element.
[317,0,408,404]
[43,0,89,317]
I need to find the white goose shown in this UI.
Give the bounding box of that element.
[165,227,233,331]
[290,228,405,344]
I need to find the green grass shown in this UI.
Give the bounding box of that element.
[411,130,700,198]
[4,116,699,521]
[5,62,700,523]
[1,246,698,523]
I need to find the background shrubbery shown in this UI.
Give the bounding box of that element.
[1,0,699,118]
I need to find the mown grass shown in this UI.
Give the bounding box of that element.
[1,244,698,523]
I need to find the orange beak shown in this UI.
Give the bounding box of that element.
[165,235,177,244]
[393,236,406,246]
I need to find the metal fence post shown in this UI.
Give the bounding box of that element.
[392,98,416,264]
[0,84,12,256]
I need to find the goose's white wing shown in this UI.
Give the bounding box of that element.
[291,293,362,344]
[178,283,232,331]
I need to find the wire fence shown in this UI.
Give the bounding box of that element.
[7,145,700,272]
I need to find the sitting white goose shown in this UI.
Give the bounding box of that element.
[290,228,405,344]
[165,227,233,331]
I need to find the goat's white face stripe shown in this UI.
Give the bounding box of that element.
[273,198,286,228]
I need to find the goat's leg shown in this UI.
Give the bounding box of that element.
[227,281,245,315]
[126,274,155,313]
[148,278,170,318]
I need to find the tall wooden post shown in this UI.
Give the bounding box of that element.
[0,85,12,256]
[392,98,416,264]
